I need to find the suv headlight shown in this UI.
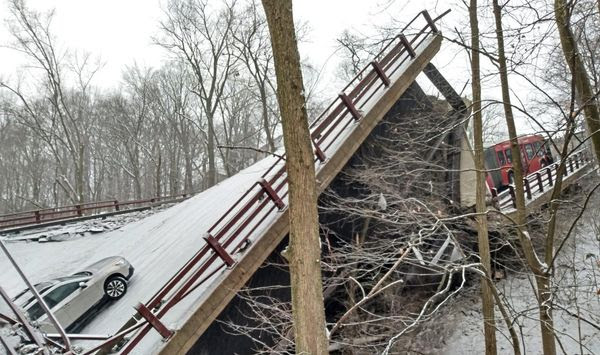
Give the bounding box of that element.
[114,259,126,266]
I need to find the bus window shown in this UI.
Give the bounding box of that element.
[497,150,506,165]
[545,143,552,156]
[534,141,544,156]
[525,144,535,160]
[505,149,512,163]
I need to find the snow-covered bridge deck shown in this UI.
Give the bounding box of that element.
[1,10,448,355]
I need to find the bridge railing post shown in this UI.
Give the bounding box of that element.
[258,179,285,210]
[546,167,553,186]
[508,185,517,208]
[398,34,416,58]
[524,178,532,200]
[575,153,580,169]
[135,303,173,340]
[370,61,391,87]
[313,141,327,162]
[568,157,574,173]
[422,10,439,33]
[338,93,362,121]
[536,172,543,193]
[204,234,236,268]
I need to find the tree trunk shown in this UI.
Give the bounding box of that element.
[183,144,193,193]
[555,0,600,164]
[261,1,329,354]
[469,2,498,354]
[207,113,217,187]
[77,144,85,203]
[493,2,555,354]
[156,151,162,197]
[260,85,276,152]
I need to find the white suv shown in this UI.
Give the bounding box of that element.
[13,256,134,333]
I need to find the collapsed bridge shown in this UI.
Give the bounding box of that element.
[1,9,593,355]
[119,11,454,355]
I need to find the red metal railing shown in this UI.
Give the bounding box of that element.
[0,193,191,231]
[67,10,448,355]
[493,150,592,211]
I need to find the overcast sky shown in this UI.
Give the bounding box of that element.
[0,0,539,138]
[0,1,463,84]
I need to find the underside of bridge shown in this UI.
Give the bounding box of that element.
[188,65,469,354]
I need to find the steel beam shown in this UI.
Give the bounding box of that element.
[0,286,46,351]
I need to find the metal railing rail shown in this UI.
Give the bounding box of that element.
[492,150,592,211]
[0,193,192,231]
[2,10,449,355]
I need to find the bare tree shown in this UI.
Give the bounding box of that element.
[555,0,600,164]
[1,0,98,204]
[232,0,278,152]
[261,0,329,353]
[470,1,498,353]
[157,0,238,188]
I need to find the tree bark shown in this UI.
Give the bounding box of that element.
[261,1,329,354]
[469,2,498,354]
[556,0,600,164]
[207,112,217,187]
[260,85,276,152]
[493,2,555,354]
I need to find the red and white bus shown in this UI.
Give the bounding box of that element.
[484,134,553,191]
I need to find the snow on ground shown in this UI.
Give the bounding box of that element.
[423,183,600,354]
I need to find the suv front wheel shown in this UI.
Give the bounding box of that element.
[104,276,127,300]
